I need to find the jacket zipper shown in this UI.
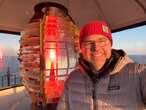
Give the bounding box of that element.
[92,81,98,110]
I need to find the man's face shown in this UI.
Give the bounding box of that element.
[81,34,112,71]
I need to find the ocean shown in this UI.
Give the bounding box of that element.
[129,55,146,64]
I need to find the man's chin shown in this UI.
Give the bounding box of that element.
[92,60,106,70]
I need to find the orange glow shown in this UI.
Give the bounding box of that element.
[50,49,56,61]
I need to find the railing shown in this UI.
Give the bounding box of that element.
[0,74,22,88]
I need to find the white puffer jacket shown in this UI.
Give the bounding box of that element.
[57,50,146,110]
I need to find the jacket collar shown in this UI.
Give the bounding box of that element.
[79,49,134,77]
[111,52,133,75]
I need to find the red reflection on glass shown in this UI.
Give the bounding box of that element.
[44,16,57,41]
[43,15,64,102]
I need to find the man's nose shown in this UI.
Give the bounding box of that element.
[90,43,100,52]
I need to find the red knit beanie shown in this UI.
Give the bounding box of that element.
[80,21,112,47]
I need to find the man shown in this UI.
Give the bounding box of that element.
[57,21,146,110]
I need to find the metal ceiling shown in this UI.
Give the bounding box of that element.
[0,0,146,34]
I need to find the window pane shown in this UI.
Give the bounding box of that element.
[113,25,146,64]
[0,33,21,88]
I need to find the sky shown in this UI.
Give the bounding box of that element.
[0,25,146,56]
[0,33,20,56]
[112,25,146,55]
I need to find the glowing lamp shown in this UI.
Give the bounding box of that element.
[40,5,78,104]
[19,2,79,109]
[49,49,56,61]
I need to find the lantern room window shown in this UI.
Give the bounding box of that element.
[0,33,21,88]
